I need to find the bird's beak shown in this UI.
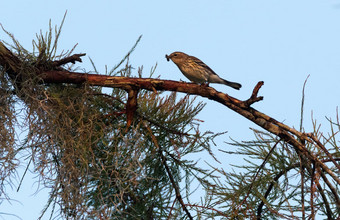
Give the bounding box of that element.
[165,54,170,62]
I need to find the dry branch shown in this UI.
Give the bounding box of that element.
[52,53,86,67]
[126,88,139,128]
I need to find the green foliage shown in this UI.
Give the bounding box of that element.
[26,82,217,219]
[0,19,221,219]
[208,123,340,219]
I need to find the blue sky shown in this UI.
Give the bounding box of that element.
[1,1,340,219]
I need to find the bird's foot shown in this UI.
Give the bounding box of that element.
[200,82,209,87]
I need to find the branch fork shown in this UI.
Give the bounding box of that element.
[243,81,264,107]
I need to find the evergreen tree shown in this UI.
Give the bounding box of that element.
[0,19,339,219]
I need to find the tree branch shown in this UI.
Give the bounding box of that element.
[257,158,340,219]
[144,123,193,220]
[307,133,340,171]
[0,41,339,185]
[244,81,264,107]
[126,88,139,129]
[0,42,23,80]
[52,53,86,67]
[37,70,340,185]
[315,167,338,219]
[240,139,281,211]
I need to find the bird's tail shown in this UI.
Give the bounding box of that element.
[223,80,242,90]
[209,74,242,90]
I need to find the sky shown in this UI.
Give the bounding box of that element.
[1,1,340,219]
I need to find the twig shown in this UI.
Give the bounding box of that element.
[307,133,340,171]
[239,139,281,212]
[17,155,33,192]
[310,161,316,219]
[144,123,193,220]
[300,74,310,131]
[125,88,139,129]
[317,166,340,208]
[299,154,305,219]
[315,167,338,219]
[244,81,264,107]
[168,197,178,220]
[299,75,309,219]
[52,53,86,67]
[186,204,227,218]
[160,146,193,219]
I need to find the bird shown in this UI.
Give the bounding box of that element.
[165,51,242,90]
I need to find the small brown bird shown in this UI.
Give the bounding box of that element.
[166,51,242,90]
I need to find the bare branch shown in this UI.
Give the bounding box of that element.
[126,88,139,129]
[244,81,264,107]
[52,53,86,67]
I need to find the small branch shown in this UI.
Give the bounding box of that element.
[0,42,23,79]
[52,53,86,67]
[159,149,193,219]
[257,166,290,218]
[91,92,190,136]
[240,139,281,212]
[186,204,227,218]
[299,154,305,219]
[310,161,316,219]
[244,81,264,107]
[144,123,193,220]
[126,88,139,129]
[317,166,340,208]
[300,74,310,131]
[315,167,338,219]
[307,133,340,171]
[17,155,33,192]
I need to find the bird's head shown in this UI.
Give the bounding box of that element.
[165,51,188,65]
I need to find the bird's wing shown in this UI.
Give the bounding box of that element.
[191,56,218,75]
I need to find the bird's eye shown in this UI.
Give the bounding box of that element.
[173,53,177,57]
